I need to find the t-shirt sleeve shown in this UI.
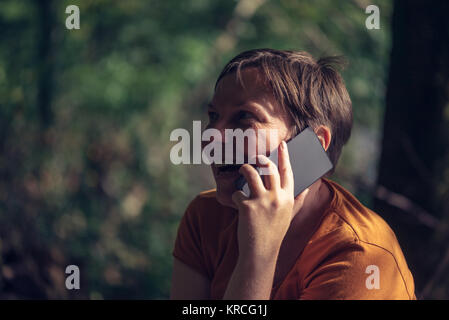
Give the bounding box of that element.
[172,196,210,279]
[299,239,415,300]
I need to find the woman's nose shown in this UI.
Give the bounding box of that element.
[202,124,224,150]
[201,122,239,160]
[206,122,234,144]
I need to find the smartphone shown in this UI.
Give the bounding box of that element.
[235,127,333,197]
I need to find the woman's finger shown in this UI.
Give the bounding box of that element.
[239,164,265,198]
[278,141,294,192]
[257,154,280,190]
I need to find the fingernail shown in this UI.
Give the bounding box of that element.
[281,141,286,150]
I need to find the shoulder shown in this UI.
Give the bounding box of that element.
[297,179,415,299]
[317,179,405,252]
[181,189,237,235]
[173,189,237,278]
[184,189,234,217]
[188,189,220,208]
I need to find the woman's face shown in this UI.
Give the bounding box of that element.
[205,68,294,208]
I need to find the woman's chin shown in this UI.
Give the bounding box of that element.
[215,183,238,209]
[212,167,242,209]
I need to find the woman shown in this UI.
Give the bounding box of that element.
[170,48,415,299]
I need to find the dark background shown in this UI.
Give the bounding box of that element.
[0,0,448,299]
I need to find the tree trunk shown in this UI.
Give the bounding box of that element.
[374,0,449,298]
[37,0,54,128]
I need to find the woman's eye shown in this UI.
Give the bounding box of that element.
[208,111,219,122]
[237,111,254,121]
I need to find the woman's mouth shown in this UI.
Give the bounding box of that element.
[214,164,242,178]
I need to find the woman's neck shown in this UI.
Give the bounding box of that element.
[286,178,332,240]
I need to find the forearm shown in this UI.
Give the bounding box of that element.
[223,252,279,300]
[224,147,295,300]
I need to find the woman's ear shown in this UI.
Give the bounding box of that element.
[315,125,332,151]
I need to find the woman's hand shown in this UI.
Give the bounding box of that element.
[231,140,297,261]
[224,140,310,300]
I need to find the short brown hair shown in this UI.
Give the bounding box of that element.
[215,48,353,174]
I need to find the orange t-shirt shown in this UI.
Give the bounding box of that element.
[172,178,416,299]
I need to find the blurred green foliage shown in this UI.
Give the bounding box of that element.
[0,0,393,298]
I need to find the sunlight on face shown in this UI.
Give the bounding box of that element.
[205,68,294,208]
